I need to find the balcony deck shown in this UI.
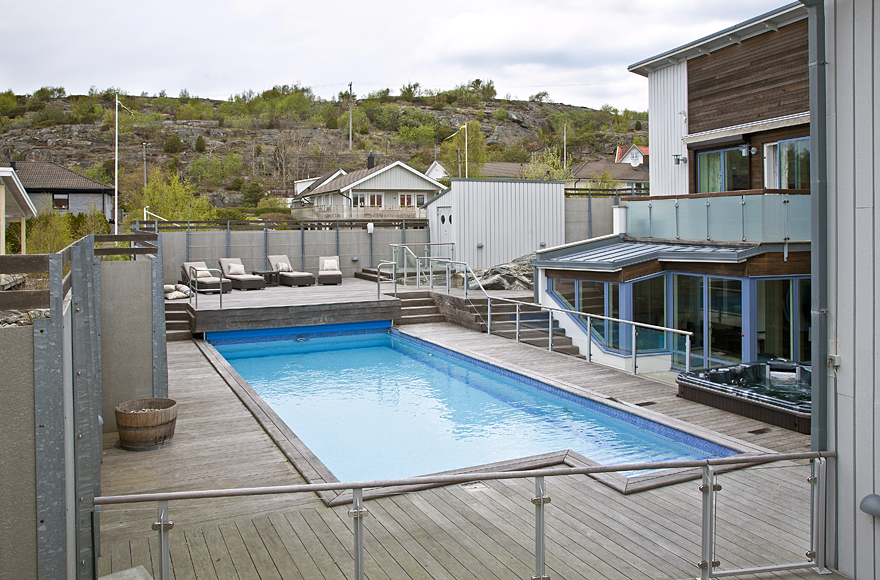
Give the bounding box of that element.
[98,297,845,579]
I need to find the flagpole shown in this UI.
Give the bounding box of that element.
[464,122,468,179]
[114,93,119,234]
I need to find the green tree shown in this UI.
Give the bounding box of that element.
[187,152,244,187]
[439,120,487,178]
[27,200,72,254]
[163,134,183,153]
[398,124,435,146]
[399,82,421,101]
[240,181,266,206]
[521,147,574,181]
[337,108,370,135]
[195,135,206,152]
[529,91,549,103]
[141,172,216,221]
[587,170,621,191]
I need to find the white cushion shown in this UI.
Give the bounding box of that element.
[196,269,212,278]
[175,284,192,296]
[165,290,188,300]
[164,284,176,293]
[228,263,246,275]
[276,262,293,272]
[323,259,339,271]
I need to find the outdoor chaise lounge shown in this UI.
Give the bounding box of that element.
[218,258,266,290]
[318,255,343,285]
[267,255,316,287]
[181,261,232,294]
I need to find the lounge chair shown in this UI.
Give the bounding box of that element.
[218,258,266,290]
[267,255,316,287]
[181,261,231,294]
[318,255,343,285]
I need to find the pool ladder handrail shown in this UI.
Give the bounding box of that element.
[188,266,224,309]
[415,256,694,375]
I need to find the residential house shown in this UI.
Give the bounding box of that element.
[533,3,811,372]
[292,160,443,218]
[14,161,116,222]
[425,160,449,181]
[614,144,649,166]
[567,159,649,194]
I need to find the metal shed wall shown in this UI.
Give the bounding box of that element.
[823,0,879,577]
[427,180,565,270]
[647,62,689,196]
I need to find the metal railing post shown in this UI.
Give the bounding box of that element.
[463,266,468,300]
[515,304,521,342]
[153,500,173,580]
[699,464,719,580]
[631,324,638,375]
[487,299,492,335]
[811,457,828,572]
[429,259,434,292]
[685,335,692,373]
[532,477,550,580]
[392,263,397,297]
[350,488,367,580]
[548,311,554,352]
[445,261,450,295]
[586,315,592,362]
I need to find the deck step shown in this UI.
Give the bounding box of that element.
[164,301,192,340]
[166,329,193,342]
[397,314,447,325]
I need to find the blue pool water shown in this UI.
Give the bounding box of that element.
[213,328,736,482]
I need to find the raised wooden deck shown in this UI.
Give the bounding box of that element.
[99,306,846,579]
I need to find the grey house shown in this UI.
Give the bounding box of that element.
[14,162,115,222]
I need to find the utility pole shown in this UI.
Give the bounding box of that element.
[563,124,567,169]
[348,82,353,151]
[142,143,147,188]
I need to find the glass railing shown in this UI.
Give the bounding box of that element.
[625,190,810,243]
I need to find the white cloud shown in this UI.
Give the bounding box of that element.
[2,0,790,110]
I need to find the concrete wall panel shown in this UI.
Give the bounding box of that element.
[0,326,37,580]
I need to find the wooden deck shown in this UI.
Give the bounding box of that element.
[98,311,847,579]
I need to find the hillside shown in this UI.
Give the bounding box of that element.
[0,84,648,203]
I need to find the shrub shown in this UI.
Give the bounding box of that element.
[195,135,206,152]
[494,107,508,121]
[215,207,246,221]
[163,134,183,153]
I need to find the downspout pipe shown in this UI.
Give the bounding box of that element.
[799,0,828,454]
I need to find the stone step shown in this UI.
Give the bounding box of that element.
[401,305,441,316]
[166,329,193,342]
[396,314,446,325]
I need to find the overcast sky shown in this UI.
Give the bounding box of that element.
[3,0,790,111]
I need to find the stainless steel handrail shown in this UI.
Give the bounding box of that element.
[416,256,694,374]
[376,261,397,298]
[95,451,835,580]
[188,266,224,309]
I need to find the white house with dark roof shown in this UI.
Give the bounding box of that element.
[14,162,115,221]
[294,161,443,212]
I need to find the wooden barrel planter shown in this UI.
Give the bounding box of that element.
[115,398,178,451]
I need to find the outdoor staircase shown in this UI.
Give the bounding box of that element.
[474,298,584,358]
[393,291,445,325]
[164,302,193,341]
[355,267,394,283]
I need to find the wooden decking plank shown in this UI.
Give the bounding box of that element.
[283,510,347,580]
[109,539,133,573]
[310,505,400,580]
[128,537,156,580]
[364,497,461,580]
[250,515,305,580]
[236,519,283,580]
[96,546,113,577]
[403,486,534,579]
[219,521,260,579]
[169,528,197,580]
[266,512,325,580]
[201,525,239,580]
[386,492,506,580]
[184,528,220,580]
[428,484,591,580]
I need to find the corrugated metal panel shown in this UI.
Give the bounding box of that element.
[540,240,749,270]
[825,1,877,578]
[450,180,565,269]
[647,63,689,196]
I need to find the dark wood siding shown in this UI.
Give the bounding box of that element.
[687,19,809,134]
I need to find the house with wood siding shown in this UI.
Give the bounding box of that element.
[532,3,812,375]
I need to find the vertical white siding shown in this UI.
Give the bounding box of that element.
[428,180,565,270]
[647,63,689,196]
[825,0,878,577]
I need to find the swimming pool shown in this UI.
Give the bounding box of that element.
[212,326,736,482]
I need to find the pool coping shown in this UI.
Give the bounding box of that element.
[194,331,775,505]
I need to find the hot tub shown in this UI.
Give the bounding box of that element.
[676,361,811,434]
